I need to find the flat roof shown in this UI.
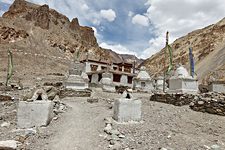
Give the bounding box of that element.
[86,70,137,77]
[80,59,133,66]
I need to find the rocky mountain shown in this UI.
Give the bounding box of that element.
[143,17,225,83]
[0,0,142,86]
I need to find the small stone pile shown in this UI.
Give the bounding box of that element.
[103,117,126,149]
[0,95,12,101]
[190,92,225,116]
[150,93,194,106]
[59,88,92,98]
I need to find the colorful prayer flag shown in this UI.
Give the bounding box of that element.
[189,47,195,77]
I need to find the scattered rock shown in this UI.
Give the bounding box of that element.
[118,134,125,139]
[87,98,99,103]
[197,101,204,105]
[1,122,10,128]
[0,95,12,101]
[111,129,120,136]
[111,141,121,150]
[104,124,112,134]
[45,86,59,100]
[159,148,168,150]
[211,144,220,150]
[0,140,18,150]
[104,117,113,125]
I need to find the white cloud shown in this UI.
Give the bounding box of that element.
[81,4,89,11]
[1,0,13,4]
[92,26,102,39]
[100,42,137,56]
[0,10,4,16]
[132,14,149,27]
[128,11,134,17]
[100,9,116,22]
[144,0,225,57]
[140,36,165,59]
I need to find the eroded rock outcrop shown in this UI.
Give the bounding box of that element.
[0,26,29,43]
[25,4,50,29]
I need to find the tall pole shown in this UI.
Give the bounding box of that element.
[163,31,169,93]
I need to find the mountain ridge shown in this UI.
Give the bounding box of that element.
[143,17,225,83]
[0,0,142,85]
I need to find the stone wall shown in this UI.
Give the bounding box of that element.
[190,92,225,116]
[59,89,91,98]
[150,92,225,116]
[150,93,194,106]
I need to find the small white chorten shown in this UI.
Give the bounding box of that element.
[133,66,154,92]
[65,62,88,90]
[100,72,115,92]
[168,65,198,94]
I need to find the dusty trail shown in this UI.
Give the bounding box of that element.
[28,91,225,150]
[48,97,110,150]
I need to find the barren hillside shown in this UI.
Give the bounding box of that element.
[143,18,225,82]
[0,0,143,86]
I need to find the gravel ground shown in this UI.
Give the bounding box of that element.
[1,89,225,150]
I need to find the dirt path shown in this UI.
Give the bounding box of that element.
[28,91,225,150]
[48,97,110,150]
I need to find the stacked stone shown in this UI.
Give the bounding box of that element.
[59,89,91,98]
[150,93,194,106]
[190,92,225,116]
[150,92,225,116]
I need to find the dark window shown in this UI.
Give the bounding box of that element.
[119,66,122,71]
[98,74,102,82]
[113,74,121,82]
[90,64,98,71]
[128,76,133,84]
[113,67,117,70]
[88,75,92,83]
[101,66,107,70]
[141,82,146,87]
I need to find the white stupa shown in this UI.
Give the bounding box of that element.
[168,65,198,94]
[100,72,116,92]
[65,61,88,90]
[133,66,154,92]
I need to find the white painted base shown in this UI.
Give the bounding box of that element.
[209,83,225,93]
[113,98,142,122]
[169,77,198,94]
[65,75,88,90]
[17,101,54,128]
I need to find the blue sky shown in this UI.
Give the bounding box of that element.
[1,0,225,59]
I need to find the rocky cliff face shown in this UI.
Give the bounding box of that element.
[0,0,142,85]
[143,17,225,82]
